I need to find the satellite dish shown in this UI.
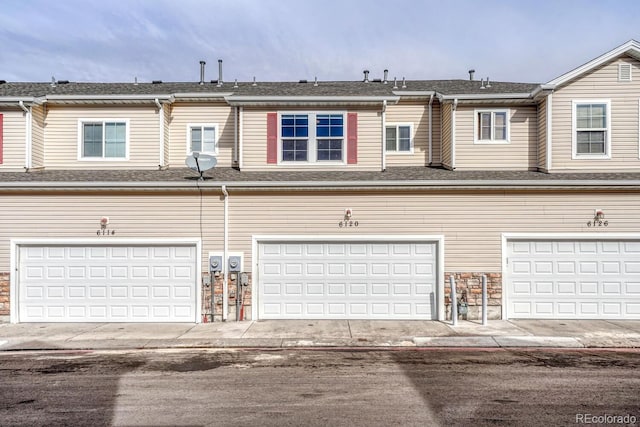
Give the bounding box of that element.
[185,152,217,179]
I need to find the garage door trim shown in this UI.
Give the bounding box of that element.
[10,238,202,323]
[502,233,640,320]
[252,235,445,321]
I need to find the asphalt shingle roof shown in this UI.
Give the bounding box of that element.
[0,79,539,98]
[1,167,639,186]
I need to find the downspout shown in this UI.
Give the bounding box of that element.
[546,92,553,172]
[238,106,244,169]
[428,94,434,165]
[19,101,32,170]
[381,100,387,171]
[154,98,165,168]
[451,98,458,170]
[221,184,229,321]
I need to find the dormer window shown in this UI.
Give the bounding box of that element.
[474,109,510,144]
[280,112,345,163]
[188,124,218,155]
[78,119,128,160]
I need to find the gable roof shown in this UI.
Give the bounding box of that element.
[545,39,640,88]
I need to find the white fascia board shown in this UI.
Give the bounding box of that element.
[4,179,640,190]
[173,92,233,99]
[392,91,436,96]
[0,97,36,103]
[438,93,532,100]
[45,94,174,101]
[546,39,640,87]
[225,95,400,105]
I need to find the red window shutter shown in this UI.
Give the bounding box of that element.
[266,112,278,164]
[0,113,3,164]
[347,112,357,164]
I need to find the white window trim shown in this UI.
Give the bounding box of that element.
[277,111,347,166]
[571,99,611,160]
[186,123,219,155]
[473,109,510,144]
[77,118,130,161]
[385,123,414,155]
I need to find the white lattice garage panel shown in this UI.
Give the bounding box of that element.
[257,241,438,319]
[18,244,198,322]
[506,239,640,319]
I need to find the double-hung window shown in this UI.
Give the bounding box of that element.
[280,113,344,163]
[188,124,218,155]
[475,110,509,143]
[80,120,128,159]
[386,124,412,153]
[573,100,611,158]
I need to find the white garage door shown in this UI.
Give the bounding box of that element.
[507,239,640,319]
[18,244,198,322]
[258,241,438,320]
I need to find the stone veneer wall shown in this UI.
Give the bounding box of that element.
[0,272,9,318]
[207,272,253,322]
[445,272,502,320]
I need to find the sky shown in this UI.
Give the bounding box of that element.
[1,0,639,85]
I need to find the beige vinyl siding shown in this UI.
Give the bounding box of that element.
[441,103,452,168]
[454,105,537,170]
[552,56,640,171]
[168,102,234,167]
[224,189,640,273]
[537,97,547,171]
[44,105,161,169]
[31,105,45,169]
[2,189,640,277]
[241,107,382,171]
[385,101,429,166]
[0,190,223,274]
[0,109,26,170]
[431,100,442,165]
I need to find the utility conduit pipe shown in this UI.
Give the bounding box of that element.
[222,185,229,321]
[450,275,457,326]
[482,274,488,326]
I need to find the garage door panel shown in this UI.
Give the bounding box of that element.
[258,241,437,320]
[507,239,640,319]
[19,244,197,322]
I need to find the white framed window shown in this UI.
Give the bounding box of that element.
[77,119,129,160]
[187,124,218,155]
[385,124,413,154]
[279,112,345,164]
[474,109,510,144]
[572,100,611,159]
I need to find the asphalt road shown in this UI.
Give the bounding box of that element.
[0,348,638,427]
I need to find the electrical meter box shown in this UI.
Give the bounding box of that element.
[209,256,223,273]
[228,256,242,272]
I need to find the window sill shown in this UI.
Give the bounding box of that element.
[386,151,414,156]
[474,140,510,145]
[572,154,611,160]
[78,157,129,161]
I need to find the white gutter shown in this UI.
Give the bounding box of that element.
[451,99,458,170]
[546,92,553,172]
[154,99,165,168]
[428,94,434,165]
[5,179,640,190]
[173,92,233,99]
[239,107,244,169]
[45,94,173,101]
[226,95,401,106]
[18,101,32,169]
[438,93,532,100]
[381,100,387,171]
[221,185,229,321]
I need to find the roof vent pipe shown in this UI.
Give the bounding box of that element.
[393,77,398,89]
[468,69,475,81]
[383,69,388,84]
[401,77,407,89]
[480,78,486,89]
[363,70,370,83]
[486,77,491,88]
[51,76,56,88]
[217,59,223,87]
[199,60,206,85]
